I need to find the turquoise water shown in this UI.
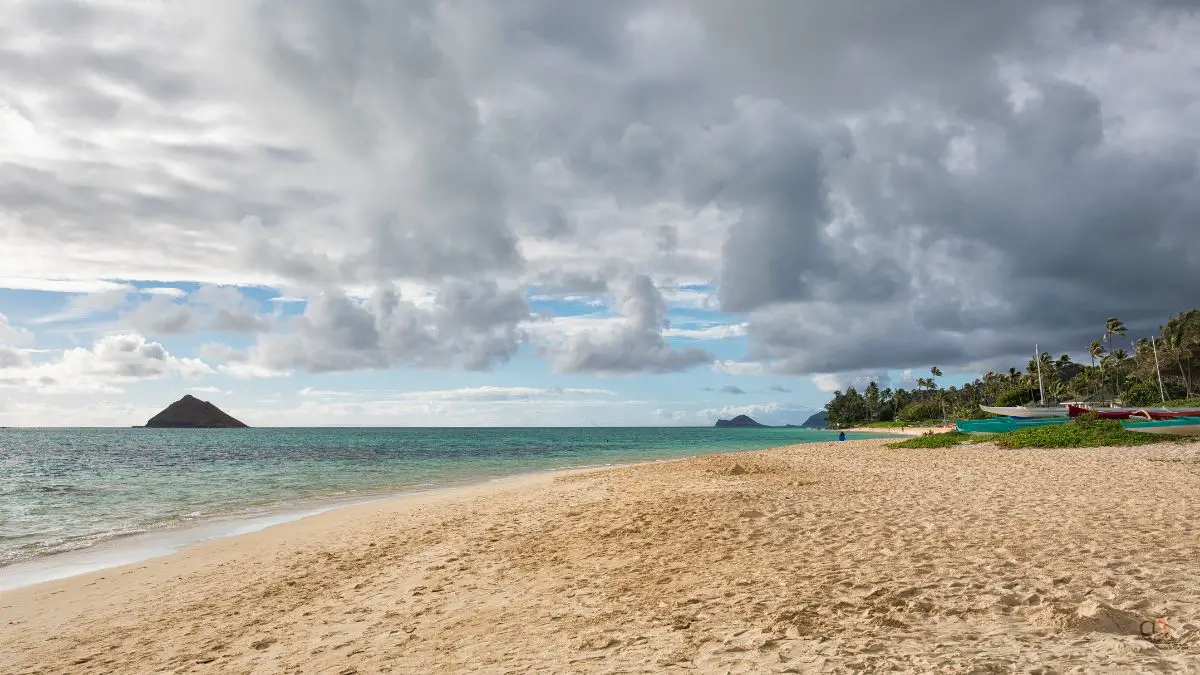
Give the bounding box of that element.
[0,426,863,570]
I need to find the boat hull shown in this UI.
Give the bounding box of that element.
[957,417,1069,434]
[980,406,1068,418]
[1123,417,1200,436]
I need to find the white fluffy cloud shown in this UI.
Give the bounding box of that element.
[0,334,212,393]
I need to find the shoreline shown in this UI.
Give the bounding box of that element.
[0,460,643,593]
[4,438,1197,672]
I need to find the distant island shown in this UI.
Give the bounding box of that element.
[713,413,826,429]
[714,414,766,428]
[144,395,248,428]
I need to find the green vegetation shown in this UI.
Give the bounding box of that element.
[823,308,1200,428]
[896,401,940,423]
[886,414,1179,450]
[991,415,1166,449]
[887,431,972,449]
[864,421,910,428]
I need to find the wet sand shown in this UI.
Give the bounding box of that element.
[3,439,1199,673]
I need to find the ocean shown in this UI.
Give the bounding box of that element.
[0,426,863,588]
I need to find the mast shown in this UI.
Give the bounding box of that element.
[1151,336,1167,404]
[1035,344,1046,406]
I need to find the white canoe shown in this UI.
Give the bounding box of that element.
[980,405,1069,418]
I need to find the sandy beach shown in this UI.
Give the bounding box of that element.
[3,439,1199,673]
[842,425,956,436]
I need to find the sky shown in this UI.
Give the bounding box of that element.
[1,0,1199,427]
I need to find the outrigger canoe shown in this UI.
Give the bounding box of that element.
[979,405,1068,419]
[1067,404,1200,420]
[1122,417,1200,436]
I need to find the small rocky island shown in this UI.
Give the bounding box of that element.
[713,414,767,428]
[144,394,248,428]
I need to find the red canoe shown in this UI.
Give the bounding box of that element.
[1067,404,1197,420]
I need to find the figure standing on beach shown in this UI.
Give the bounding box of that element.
[838,431,846,441]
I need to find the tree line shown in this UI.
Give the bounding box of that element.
[822,309,1200,428]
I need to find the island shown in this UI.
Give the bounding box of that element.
[714,413,826,429]
[713,414,767,428]
[144,394,249,428]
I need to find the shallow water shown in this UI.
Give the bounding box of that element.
[0,426,863,571]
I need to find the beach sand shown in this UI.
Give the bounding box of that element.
[3,439,1199,673]
[842,425,956,436]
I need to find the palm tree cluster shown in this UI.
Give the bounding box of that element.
[822,309,1200,428]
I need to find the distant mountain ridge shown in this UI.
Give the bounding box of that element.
[144,395,248,428]
[800,411,828,428]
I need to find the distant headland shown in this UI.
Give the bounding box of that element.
[144,395,248,428]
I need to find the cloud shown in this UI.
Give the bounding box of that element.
[2,0,1198,379]
[0,314,33,345]
[663,322,748,340]
[126,295,198,334]
[0,334,213,393]
[768,384,792,393]
[811,372,893,394]
[298,386,616,402]
[541,275,712,374]
[189,385,232,395]
[235,280,529,373]
[719,385,745,395]
[711,360,766,375]
[0,346,33,369]
[697,402,781,422]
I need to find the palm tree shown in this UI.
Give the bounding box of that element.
[1103,318,1127,398]
[1163,310,1200,398]
[930,366,943,378]
[1088,340,1105,368]
[1104,316,1127,350]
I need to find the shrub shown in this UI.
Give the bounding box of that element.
[1122,382,1162,406]
[953,403,987,420]
[887,431,971,449]
[992,415,1166,449]
[896,401,941,423]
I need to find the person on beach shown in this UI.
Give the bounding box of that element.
[838,431,846,441]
